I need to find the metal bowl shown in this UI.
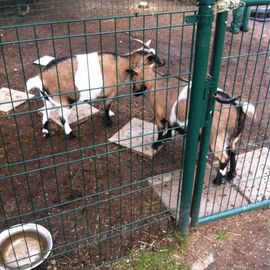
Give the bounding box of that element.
[0,223,53,270]
[138,1,149,8]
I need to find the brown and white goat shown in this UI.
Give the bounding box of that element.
[131,63,255,185]
[26,39,165,138]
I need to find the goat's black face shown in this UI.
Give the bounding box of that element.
[146,53,166,67]
[133,84,147,96]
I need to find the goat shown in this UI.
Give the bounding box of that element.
[26,39,165,138]
[131,63,255,185]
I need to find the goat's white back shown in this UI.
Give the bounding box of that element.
[169,84,189,127]
[75,52,104,101]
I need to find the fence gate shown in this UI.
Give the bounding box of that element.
[179,0,270,233]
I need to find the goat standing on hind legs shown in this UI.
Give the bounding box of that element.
[26,39,165,138]
[131,62,255,185]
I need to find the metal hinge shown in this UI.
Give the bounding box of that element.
[217,0,245,13]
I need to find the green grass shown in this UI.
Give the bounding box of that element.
[112,233,190,270]
[173,232,189,251]
[216,230,228,241]
[113,247,189,270]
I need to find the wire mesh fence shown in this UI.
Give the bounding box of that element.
[0,9,196,268]
[0,0,269,268]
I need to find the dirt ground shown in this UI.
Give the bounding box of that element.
[184,207,270,270]
[112,207,270,270]
[0,2,269,269]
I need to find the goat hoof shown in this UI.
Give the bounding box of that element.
[226,171,236,182]
[103,116,113,127]
[152,142,162,150]
[67,132,76,139]
[213,176,223,186]
[43,133,50,138]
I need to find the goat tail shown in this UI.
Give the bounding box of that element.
[241,102,256,119]
[26,75,42,93]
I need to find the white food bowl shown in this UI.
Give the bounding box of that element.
[0,223,53,270]
[138,1,149,8]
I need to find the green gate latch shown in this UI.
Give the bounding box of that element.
[185,15,198,25]
[200,78,212,128]
[217,0,245,13]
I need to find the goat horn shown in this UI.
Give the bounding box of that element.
[131,38,152,49]
[212,92,241,104]
[120,38,153,56]
[120,46,152,56]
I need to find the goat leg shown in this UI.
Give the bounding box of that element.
[42,121,50,138]
[152,120,166,150]
[103,101,113,127]
[163,128,173,140]
[59,107,76,139]
[213,162,228,186]
[152,130,164,150]
[226,149,237,182]
[41,103,52,138]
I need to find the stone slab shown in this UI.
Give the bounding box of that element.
[147,148,269,220]
[0,87,34,113]
[147,171,181,212]
[42,103,100,126]
[198,163,249,217]
[199,182,247,217]
[108,118,162,158]
[33,55,55,66]
[234,147,270,203]
[147,168,249,219]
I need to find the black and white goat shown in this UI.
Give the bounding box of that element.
[131,63,255,185]
[26,39,165,138]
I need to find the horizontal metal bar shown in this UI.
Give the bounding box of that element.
[0,74,189,109]
[3,200,175,236]
[0,129,186,172]
[0,169,182,223]
[49,210,175,258]
[0,23,186,46]
[222,50,269,60]
[1,126,269,178]
[195,200,270,225]
[1,91,268,121]
[0,9,196,30]
[243,0,270,6]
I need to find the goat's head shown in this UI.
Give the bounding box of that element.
[123,38,166,67]
[129,62,156,96]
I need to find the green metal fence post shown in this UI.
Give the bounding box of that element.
[191,11,229,226]
[179,0,214,234]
